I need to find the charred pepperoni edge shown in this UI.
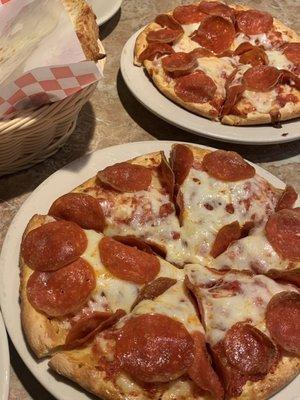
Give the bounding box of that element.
[275,185,298,211]
[170,144,194,187]
[130,277,177,310]
[210,221,241,258]
[158,151,175,199]
[266,268,300,287]
[64,309,126,350]
[112,235,167,258]
[221,69,245,116]
[138,43,174,62]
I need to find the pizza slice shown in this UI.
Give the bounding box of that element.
[210,208,300,286]
[20,214,183,357]
[49,267,224,400]
[48,151,187,266]
[169,144,286,263]
[185,265,300,399]
[134,1,300,125]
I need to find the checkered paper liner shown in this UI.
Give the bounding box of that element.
[0,62,102,119]
[0,0,103,120]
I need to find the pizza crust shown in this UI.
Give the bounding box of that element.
[134,1,300,125]
[20,214,70,358]
[62,0,102,61]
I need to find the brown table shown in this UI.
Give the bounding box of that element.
[1,1,299,398]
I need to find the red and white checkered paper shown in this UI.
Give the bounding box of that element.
[0,0,103,120]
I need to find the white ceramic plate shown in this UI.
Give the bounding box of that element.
[88,0,122,25]
[0,141,299,400]
[121,30,300,145]
[0,312,9,400]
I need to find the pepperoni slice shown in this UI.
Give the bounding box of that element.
[283,42,300,65]
[190,47,215,58]
[113,235,166,258]
[21,220,87,272]
[115,314,195,382]
[97,162,152,193]
[131,277,177,310]
[65,309,126,349]
[276,185,298,211]
[170,144,194,186]
[210,221,241,258]
[162,52,197,76]
[155,14,183,31]
[234,42,255,55]
[236,10,273,35]
[243,65,282,92]
[265,209,300,261]
[198,1,235,20]
[138,43,174,62]
[99,237,160,284]
[27,258,96,317]
[239,47,268,67]
[49,193,105,232]
[174,71,217,103]
[280,69,300,90]
[266,268,300,287]
[188,332,224,400]
[222,70,245,116]
[202,150,255,182]
[158,152,175,199]
[224,323,277,375]
[147,28,182,44]
[266,291,300,356]
[173,5,206,24]
[192,15,236,54]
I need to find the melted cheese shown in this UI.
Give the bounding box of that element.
[212,227,296,273]
[266,49,293,70]
[179,167,277,263]
[172,34,200,53]
[182,23,200,37]
[185,265,298,345]
[196,57,235,97]
[233,32,272,50]
[243,89,277,113]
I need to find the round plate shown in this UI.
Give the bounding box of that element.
[121,29,300,145]
[88,0,122,25]
[0,312,9,400]
[0,141,299,400]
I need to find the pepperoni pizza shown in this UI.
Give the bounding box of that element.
[20,144,300,400]
[134,1,300,125]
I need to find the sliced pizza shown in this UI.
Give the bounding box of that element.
[185,265,300,399]
[134,1,300,125]
[49,151,188,266]
[210,208,300,286]
[169,144,284,263]
[49,261,224,400]
[20,214,184,357]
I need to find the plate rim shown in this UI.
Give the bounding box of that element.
[0,140,299,400]
[0,312,10,400]
[120,28,300,145]
[91,0,123,26]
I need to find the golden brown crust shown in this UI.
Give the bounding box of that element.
[20,214,69,358]
[61,0,103,61]
[134,1,300,125]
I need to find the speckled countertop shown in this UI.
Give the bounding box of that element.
[1,0,299,399]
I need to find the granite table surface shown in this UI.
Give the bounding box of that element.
[0,0,299,399]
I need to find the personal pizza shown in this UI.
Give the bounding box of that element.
[134,1,300,125]
[19,144,300,400]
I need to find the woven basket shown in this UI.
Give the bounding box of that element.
[0,41,105,177]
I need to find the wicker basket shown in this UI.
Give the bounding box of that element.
[0,38,105,177]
